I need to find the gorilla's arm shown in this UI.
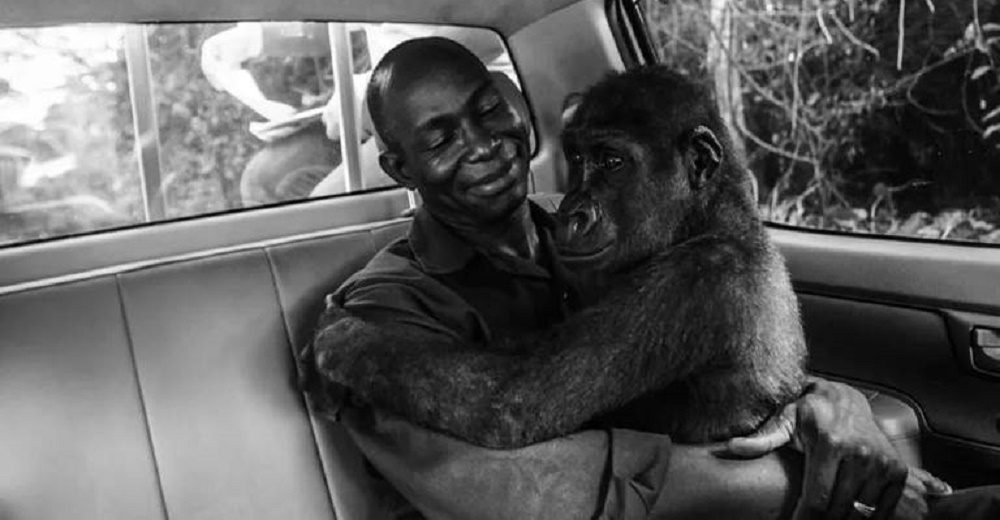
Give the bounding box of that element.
[313,239,761,449]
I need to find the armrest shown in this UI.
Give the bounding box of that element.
[856,387,923,468]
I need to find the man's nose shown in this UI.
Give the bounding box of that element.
[462,122,500,162]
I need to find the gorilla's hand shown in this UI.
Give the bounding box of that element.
[297,298,364,419]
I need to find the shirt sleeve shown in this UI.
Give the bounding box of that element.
[341,408,673,520]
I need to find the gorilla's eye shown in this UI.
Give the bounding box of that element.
[567,152,585,166]
[600,153,625,172]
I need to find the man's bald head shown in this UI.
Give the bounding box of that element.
[366,37,489,151]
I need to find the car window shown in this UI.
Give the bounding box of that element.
[0,22,523,247]
[643,0,1000,245]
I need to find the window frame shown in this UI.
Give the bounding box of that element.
[123,24,167,221]
[606,0,658,68]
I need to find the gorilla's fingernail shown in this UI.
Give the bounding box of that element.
[927,479,953,496]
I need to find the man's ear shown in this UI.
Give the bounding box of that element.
[378,152,417,190]
[682,126,723,190]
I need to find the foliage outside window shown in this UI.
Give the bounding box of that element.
[646,0,1000,244]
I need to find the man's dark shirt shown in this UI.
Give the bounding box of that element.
[341,200,574,338]
[326,199,673,520]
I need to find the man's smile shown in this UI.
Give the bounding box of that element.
[468,159,519,197]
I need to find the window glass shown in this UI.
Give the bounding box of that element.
[0,25,141,244]
[644,0,1000,244]
[0,22,523,247]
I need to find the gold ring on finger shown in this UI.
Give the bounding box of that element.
[852,500,876,518]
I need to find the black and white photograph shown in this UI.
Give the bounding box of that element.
[1,0,999,518]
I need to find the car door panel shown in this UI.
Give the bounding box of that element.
[801,295,1000,447]
[775,228,1000,488]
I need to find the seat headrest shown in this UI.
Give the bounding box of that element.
[365,71,535,153]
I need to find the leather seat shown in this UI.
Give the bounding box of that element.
[0,221,409,520]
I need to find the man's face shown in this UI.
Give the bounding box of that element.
[385,63,531,226]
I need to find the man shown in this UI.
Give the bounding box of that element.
[301,37,948,519]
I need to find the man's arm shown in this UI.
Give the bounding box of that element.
[338,405,800,520]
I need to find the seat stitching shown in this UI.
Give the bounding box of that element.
[115,274,172,520]
[263,248,340,519]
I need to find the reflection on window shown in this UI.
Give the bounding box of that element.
[645,0,1000,244]
[0,22,522,247]
[227,23,517,204]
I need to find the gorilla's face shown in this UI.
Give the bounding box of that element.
[555,132,627,270]
[556,129,685,274]
[556,126,710,275]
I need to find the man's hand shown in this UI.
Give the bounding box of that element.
[720,378,950,519]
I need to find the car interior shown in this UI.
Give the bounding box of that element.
[1,0,999,518]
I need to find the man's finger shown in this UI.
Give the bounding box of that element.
[317,300,354,331]
[296,340,313,364]
[801,433,840,512]
[790,447,831,520]
[870,458,907,520]
[719,404,796,458]
[826,455,864,520]
[295,342,315,387]
[909,467,953,496]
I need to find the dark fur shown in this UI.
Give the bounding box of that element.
[312,65,807,448]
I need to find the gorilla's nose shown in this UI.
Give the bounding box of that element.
[564,205,599,241]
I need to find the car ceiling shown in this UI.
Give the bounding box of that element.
[0,0,579,34]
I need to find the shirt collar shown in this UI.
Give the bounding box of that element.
[409,201,557,276]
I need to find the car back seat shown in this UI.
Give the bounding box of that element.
[0,219,410,520]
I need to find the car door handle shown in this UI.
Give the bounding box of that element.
[943,312,1000,379]
[974,328,1000,348]
[972,327,1000,369]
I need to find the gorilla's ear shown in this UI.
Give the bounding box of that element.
[378,152,417,190]
[682,126,723,190]
[561,93,584,127]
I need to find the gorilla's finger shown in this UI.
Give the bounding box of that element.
[719,403,796,458]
